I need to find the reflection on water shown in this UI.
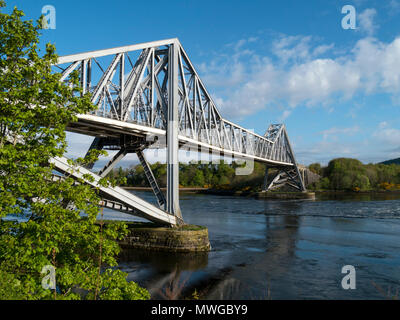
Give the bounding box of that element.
[119,250,208,299]
[110,191,400,300]
[119,250,209,272]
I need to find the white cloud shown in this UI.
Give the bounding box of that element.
[357,8,378,36]
[378,121,388,129]
[312,43,335,56]
[272,35,334,65]
[294,122,400,165]
[295,140,361,165]
[272,35,313,64]
[198,35,400,119]
[279,110,291,122]
[388,0,400,14]
[65,132,94,158]
[320,126,360,141]
[373,124,400,146]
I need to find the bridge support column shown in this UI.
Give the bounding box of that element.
[167,42,183,224]
[136,149,166,209]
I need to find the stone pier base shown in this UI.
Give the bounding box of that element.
[255,191,316,200]
[118,223,211,252]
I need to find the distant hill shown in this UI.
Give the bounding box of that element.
[380,158,400,165]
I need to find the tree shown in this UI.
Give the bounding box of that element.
[352,174,370,191]
[326,158,366,190]
[0,1,149,300]
[309,163,322,175]
[192,170,205,187]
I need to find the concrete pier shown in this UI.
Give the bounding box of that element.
[200,189,316,200]
[117,222,211,252]
[255,191,316,200]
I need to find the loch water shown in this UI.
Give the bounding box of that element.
[104,191,400,300]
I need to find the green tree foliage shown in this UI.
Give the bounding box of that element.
[308,163,322,175]
[110,160,269,191]
[111,156,400,192]
[308,158,400,191]
[0,1,149,300]
[327,158,367,190]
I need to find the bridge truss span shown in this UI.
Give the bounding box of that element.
[52,38,306,226]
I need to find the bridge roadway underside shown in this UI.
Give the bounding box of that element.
[67,114,295,168]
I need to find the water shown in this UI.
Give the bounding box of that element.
[105,191,400,300]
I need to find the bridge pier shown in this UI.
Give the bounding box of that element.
[166,42,183,224]
[117,222,211,252]
[256,191,316,200]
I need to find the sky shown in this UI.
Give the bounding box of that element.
[4,0,400,166]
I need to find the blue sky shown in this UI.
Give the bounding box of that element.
[5,0,400,165]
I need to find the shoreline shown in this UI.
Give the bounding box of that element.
[122,186,207,193]
[314,190,400,194]
[122,186,400,194]
[121,187,400,201]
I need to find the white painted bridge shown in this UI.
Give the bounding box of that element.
[51,38,306,226]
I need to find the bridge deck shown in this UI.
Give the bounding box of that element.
[68,114,295,167]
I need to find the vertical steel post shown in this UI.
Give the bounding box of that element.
[167,41,183,222]
[119,53,125,120]
[81,60,87,95]
[87,59,92,93]
[150,50,154,126]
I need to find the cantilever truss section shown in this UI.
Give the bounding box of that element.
[263,124,306,192]
[52,38,305,225]
[49,156,177,226]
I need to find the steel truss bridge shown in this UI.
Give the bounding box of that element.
[51,38,307,227]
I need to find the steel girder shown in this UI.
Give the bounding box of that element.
[49,156,176,225]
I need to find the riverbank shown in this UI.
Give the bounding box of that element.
[122,187,315,199]
[122,186,400,194]
[121,186,400,200]
[122,187,207,193]
[314,189,400,194]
